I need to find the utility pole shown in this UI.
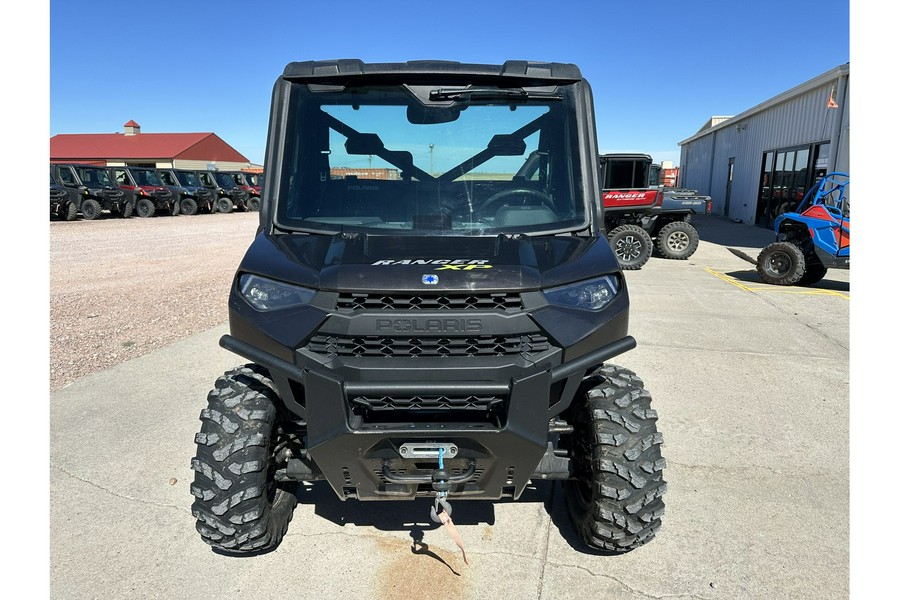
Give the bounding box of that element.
[429,144,434,176]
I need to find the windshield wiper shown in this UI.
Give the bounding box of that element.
[429,88,562,102]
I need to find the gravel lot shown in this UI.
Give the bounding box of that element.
[49,212,259,391]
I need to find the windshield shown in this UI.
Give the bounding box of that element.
[175,171,201,187]
[214,172,236,188]
[231,172,249,186]
[275,82,586,236]
[132,169,162,186]
[77,167,113,186]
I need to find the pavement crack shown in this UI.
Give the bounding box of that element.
[51,464,188,514]
[536,481,556,600]
[545,560,713,600]
[665,460,844,479]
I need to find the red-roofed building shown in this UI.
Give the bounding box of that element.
[50,120,255,171]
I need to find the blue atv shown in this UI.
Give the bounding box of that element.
[755,173,849,286]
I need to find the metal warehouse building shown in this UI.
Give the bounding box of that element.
[678,63,849,229]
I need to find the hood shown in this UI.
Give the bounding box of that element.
[237,232,620,292]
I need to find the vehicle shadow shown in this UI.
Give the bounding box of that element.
[296,478,563,529]
[691,214,774,251]
[724,268,850,292]
[294,478,603,554]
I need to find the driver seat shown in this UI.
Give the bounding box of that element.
[493,204,557,227]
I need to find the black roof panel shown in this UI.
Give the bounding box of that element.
[282,59,582,85]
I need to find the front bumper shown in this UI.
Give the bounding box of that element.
[219,332,634,501]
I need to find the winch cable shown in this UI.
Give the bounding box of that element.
[430,447,469,565]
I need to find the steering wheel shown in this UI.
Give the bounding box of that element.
[477,188,555,218]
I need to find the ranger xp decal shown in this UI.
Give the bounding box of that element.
[372,259,491,266]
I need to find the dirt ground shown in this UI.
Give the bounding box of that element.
[49,211,260,391]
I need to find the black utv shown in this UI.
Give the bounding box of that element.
[157,169,217,216]
[50,169,79,221]
[50,163,129,219]
[190,59,666,556]
[195,169,250,213]
[109,166,179,217]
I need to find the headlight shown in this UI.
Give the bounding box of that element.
[239,274,315,311]
[544,275,620,311]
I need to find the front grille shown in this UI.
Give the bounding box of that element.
[337,292,523,312]
[351,394,503,412]
[306,333,549,358]
[102,189,123,199]
[153,190,172,201]
[353,393,507,424]
[197,190,213,200]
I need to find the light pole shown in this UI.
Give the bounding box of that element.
[429,144,434,176]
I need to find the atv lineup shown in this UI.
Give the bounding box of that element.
[600,153,710,269]
[754,172,849,285]
[189,59,666,557]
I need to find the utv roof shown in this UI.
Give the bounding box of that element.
[600,153,654,161]
[281,59,583,85]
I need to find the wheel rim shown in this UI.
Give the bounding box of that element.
[615,235,644,261]
[666,231,690,251]
[765,251,792,275]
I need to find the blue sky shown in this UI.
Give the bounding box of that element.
[48,0,849,167]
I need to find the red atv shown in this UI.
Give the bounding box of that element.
[600,153,709,269]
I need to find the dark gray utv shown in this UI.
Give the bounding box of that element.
[190,59,667,556]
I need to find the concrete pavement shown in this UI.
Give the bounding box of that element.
[50,215,849,599]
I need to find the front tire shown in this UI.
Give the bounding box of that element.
[80,199,102,220]
[608,225,653,270]
[756,241,805,285]
[656,221,700,260]
[191,364,297,554]
[65,202,78,221]
[248,197,260,212]
[564,364,666,553]
[136,198,156,218]
[217,197,234,214]
[181,197,199,216]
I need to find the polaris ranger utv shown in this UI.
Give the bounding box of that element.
[190,59,666,556]
[601,153,706,268]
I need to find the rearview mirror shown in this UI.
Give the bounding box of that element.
[406,104,461,124]
[345,133,385,155]
[487,134,526,156]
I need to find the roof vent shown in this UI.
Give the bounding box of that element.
[124,120,141,136]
